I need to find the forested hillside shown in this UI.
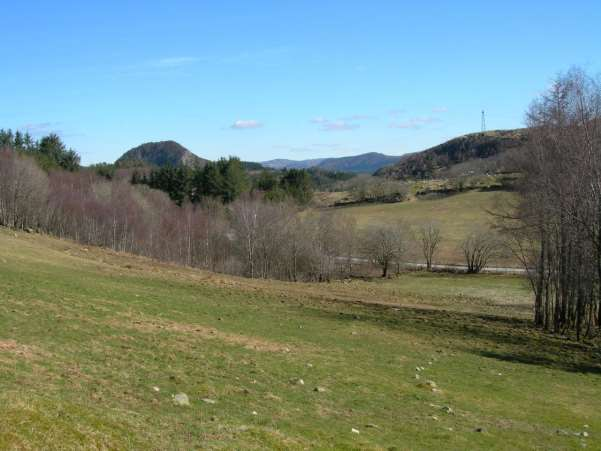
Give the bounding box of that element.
[376,129,527,179]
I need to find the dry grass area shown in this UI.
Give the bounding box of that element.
[0,228,599,449]
[331,190,516,265]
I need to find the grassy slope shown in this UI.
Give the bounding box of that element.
[334,190,515,265]
[0,229,599,449]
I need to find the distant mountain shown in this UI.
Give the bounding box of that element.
[262,152,400,173]
[261,158,326,170]
[115,141,208,168]
[375,129,528,180]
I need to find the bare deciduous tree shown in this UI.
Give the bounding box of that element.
[501,67,601,339]
[362,223,409,277]
[461,230,499,274]
[419,222,442,271]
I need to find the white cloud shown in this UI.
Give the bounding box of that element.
[231,119,263,130]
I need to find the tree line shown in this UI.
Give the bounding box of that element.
[0,145,504,283]
[501,67,601,340]
[0,129,80,171]
[132,161,314,205]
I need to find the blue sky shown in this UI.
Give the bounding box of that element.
[2,1,600,165]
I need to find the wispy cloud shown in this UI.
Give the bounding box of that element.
[20,122,61,136]
[219,47,291,65]
[388,109,406,117]
[231,119,263,130]
[310,117,360,132]
[321,120,359,132]
[150,57,201,68]
[342,114,374,121]
[389,116,441,130]
[432,106,448,113]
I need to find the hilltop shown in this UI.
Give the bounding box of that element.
[115,140,208,168]
[262,152,400,173]
[376,129,528,179]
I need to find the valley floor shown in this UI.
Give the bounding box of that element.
[0,228,599,449]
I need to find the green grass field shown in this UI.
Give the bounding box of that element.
[1,228,599,449]
[333,190,515,265]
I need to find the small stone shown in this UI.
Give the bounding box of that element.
[351,331,358,335]
[172,393,190,406]
[314,386,327,393]
[306,363,313,368]
[425,380,437,388]
[441,406,454,415]
[351,428,360,434]
[201,398,217,404]
[152,386,160,392]
[584,424,589,429]
[431,416,439,421]
[252,411,258,415]
[581,431,589,438]
[415,374,420,380]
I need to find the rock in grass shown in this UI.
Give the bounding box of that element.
[351,428,360,434]
[172,393,190,406]
[314,386,326,393]
[201,398,217,404]
[441,406,454,414]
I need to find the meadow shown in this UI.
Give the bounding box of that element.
[0,228,599,449]
[332,190,516,265]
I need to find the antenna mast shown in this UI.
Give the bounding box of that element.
[481,110,486,132]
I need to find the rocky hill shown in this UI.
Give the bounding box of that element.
[115,141,208,168]
[376,129,528,179]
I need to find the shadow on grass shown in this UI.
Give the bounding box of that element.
[476,349,601,375]
[303,299,601,375]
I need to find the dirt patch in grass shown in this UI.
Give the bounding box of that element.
[118,318,297,353]
[0,340,41,360]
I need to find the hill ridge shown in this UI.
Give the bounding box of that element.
[116,140,208,168]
